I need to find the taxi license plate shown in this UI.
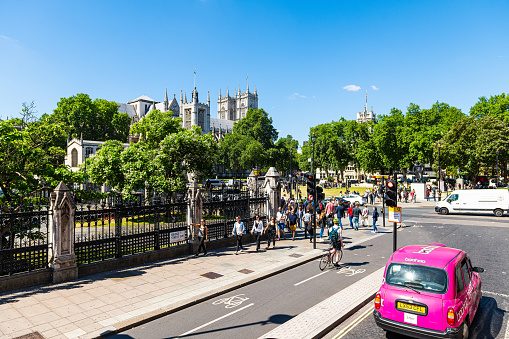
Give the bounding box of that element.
[397,301,426,315]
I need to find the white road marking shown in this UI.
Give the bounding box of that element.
[179,302,254,337]
[295,271,328,286]
[482,290,509,299]
[505,317,509,339]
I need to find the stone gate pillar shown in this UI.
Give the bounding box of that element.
[187,180,203,253]
[49,182,78,283]
[263,167,281,221]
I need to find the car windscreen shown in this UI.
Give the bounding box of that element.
[386,263,448,294]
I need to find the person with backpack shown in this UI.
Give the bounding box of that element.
[328,218,344,267]
[372,207,379,233]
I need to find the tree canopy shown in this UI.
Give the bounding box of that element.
[52,93,131,143]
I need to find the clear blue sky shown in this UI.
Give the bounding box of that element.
[1,0,508,145]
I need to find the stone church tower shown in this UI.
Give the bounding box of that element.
[179,87,211,134]
[217,78,258,122]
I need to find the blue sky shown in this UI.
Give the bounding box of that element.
[1,0,508,145]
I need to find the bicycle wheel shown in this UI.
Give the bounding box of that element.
[333,248,343,265]
[319,253,330,271]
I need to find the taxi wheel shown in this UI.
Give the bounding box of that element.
[462,318,470,339]
[440,207,449,215]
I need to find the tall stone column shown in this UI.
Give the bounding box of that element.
[49,182,78,283]
[263,167,281,221]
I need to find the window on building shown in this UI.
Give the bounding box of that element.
[71,148,78,167]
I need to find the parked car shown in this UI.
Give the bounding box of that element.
[342,194,365,205]
[435,189,509,217]
[374,243,484,339]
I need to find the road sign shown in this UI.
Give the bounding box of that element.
[388,206,402,223]
[308,194,314,201]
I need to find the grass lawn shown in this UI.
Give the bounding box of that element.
[283,185,375,199]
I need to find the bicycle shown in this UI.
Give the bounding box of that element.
[319,241,343,271]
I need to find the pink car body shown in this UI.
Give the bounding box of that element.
[374,243,484,339]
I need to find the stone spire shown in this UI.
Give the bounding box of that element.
[219,88,221,98]
[207,91,210,106]
[227,87,229,97]
[164,88,169,111]
[180,90,183,104]
[246,76,249,93]
[185,92,187,103]
[254,84,257,95]
[238,84,241,95]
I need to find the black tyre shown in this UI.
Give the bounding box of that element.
[440,207,449,215]
[462,318,470,339]
[333,249,343,264]
[319,253,330,271]
[494,209,504,217]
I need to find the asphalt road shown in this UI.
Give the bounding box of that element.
[324,208,509,339]
[112,207,509,339]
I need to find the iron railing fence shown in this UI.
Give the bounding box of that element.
[0,205,50,276]
[74,200,188,265]
[202,190,268,241]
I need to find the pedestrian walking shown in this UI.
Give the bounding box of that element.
[287,209,298,240]
[263,216,277,249]
[190,219,208,256]
[347,203,354,229]
[232,216,245,254]
[302,209,312,240]
[372,207,379,233]
[251,215,264,251]
[276,207,286,240]
[361,205,369,227]
[296,205,303,229]
[335,202,343,229]
[319,210,327,238]
[352,202,362,231]
[412,189,417,203]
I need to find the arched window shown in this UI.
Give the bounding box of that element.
[71,148,78,167]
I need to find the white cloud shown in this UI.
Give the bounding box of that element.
[1,35,18,42]
[371,85,379,90]
[343,85,361,91]
[288,92,308,99]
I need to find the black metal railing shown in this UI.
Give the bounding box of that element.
[0,206,50,276]
[74,198,188,265]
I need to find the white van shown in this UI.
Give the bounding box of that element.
[435,189,509,217]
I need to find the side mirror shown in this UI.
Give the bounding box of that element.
[472,267,484,273]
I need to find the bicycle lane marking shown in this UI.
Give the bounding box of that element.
[212,294,250,308]
[294,271,329,286]
[179,302,254,337]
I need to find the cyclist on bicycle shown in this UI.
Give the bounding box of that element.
[329,218,344,267]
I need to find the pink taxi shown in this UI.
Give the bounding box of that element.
[373,243,484,339]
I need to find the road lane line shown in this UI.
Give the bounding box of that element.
[294,271,328,286]
[333,306,373,339]
[179,302,254,337]
[482,290,509,299]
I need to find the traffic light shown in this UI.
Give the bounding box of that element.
[316,185,325,201]
[305,173,315,198]
[385,179,398,207]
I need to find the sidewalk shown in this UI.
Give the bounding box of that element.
[0,226,382,339]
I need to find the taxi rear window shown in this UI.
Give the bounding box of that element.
[386,263,448,294]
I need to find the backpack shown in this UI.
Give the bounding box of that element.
[329,226,339,242]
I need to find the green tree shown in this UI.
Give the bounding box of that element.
[52,93,130,143]
[438,116,509,180]
[86,112,218,196]
[232,108,278,149]
[0,117,83,209]
[470,93,509,124]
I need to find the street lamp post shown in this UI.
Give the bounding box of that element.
[311,133,317,249]
[496,149,500,188]
[254,165,261,198]
[437,141,441,201]
[290,147,293,199]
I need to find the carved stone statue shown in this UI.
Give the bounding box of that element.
[413,161,424,183]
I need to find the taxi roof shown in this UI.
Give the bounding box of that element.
[391,244,463,269]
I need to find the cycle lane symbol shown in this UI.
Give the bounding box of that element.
[212,294,250,308]
[337,266,366,277]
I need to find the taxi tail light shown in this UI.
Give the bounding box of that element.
[374,293,381,310]
[447,307,455,326]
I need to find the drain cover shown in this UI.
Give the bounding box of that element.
[14,333,45,339]
[201,272,224,279]
[238,269,254,274]
[289,253,303,258]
